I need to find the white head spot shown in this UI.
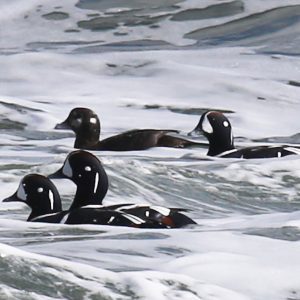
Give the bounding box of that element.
[17,183,27,201]
[85,166,92,172]
[90,117,97,124]
[202,113,214,134]
[223,121,229,127]
[37,187,43,193]
[62,159,73,178]
[277,151,282,158]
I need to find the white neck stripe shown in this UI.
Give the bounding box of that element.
[49,190,54,210]
[94,172,99,194]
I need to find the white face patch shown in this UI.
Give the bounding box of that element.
[94,172,99,194]
[223,121,229,127]
[85,166,92,172]
[277,151,282,158]
[145,210,150,217]
[62,159,73,178]
[90,117,97,124]
[151,206,171,216]
[202,113,214,134]
[49,190,54,210]
[37,187,43,193]
[72,117,82,127]
[17,183,27,201]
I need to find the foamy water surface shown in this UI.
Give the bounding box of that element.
[1,0,300,299]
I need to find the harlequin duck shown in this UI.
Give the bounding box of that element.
[2,174,167,228]
[55,107,201,151]
[188,110,300,158]
[48,150,196,228]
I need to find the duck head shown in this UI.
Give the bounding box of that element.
[189,111,234,156]
[55,107,100,149]
[3,174,62,221]
[49,150,109,209]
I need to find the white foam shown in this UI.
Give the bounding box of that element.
[1,2,300,299]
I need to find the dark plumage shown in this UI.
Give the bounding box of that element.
[48,150,197,228]
[2,174,168,228]
[55,107,201,151]
[189,111,300,158]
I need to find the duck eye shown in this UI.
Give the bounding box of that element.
[223,121,229,127]
[85,166,92,172]
[37,187,43,193]
[78,174,82,178]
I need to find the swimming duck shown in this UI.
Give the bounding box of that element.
[55,107,201,151]
[49,150,197,228]
[2,174,168,227]
[188,110,300,158]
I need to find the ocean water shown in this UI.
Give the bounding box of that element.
[1,0,300,299]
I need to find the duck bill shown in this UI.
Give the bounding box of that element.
[54,120,70,130]
[2,192,24,203]
[48,168,65,179]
